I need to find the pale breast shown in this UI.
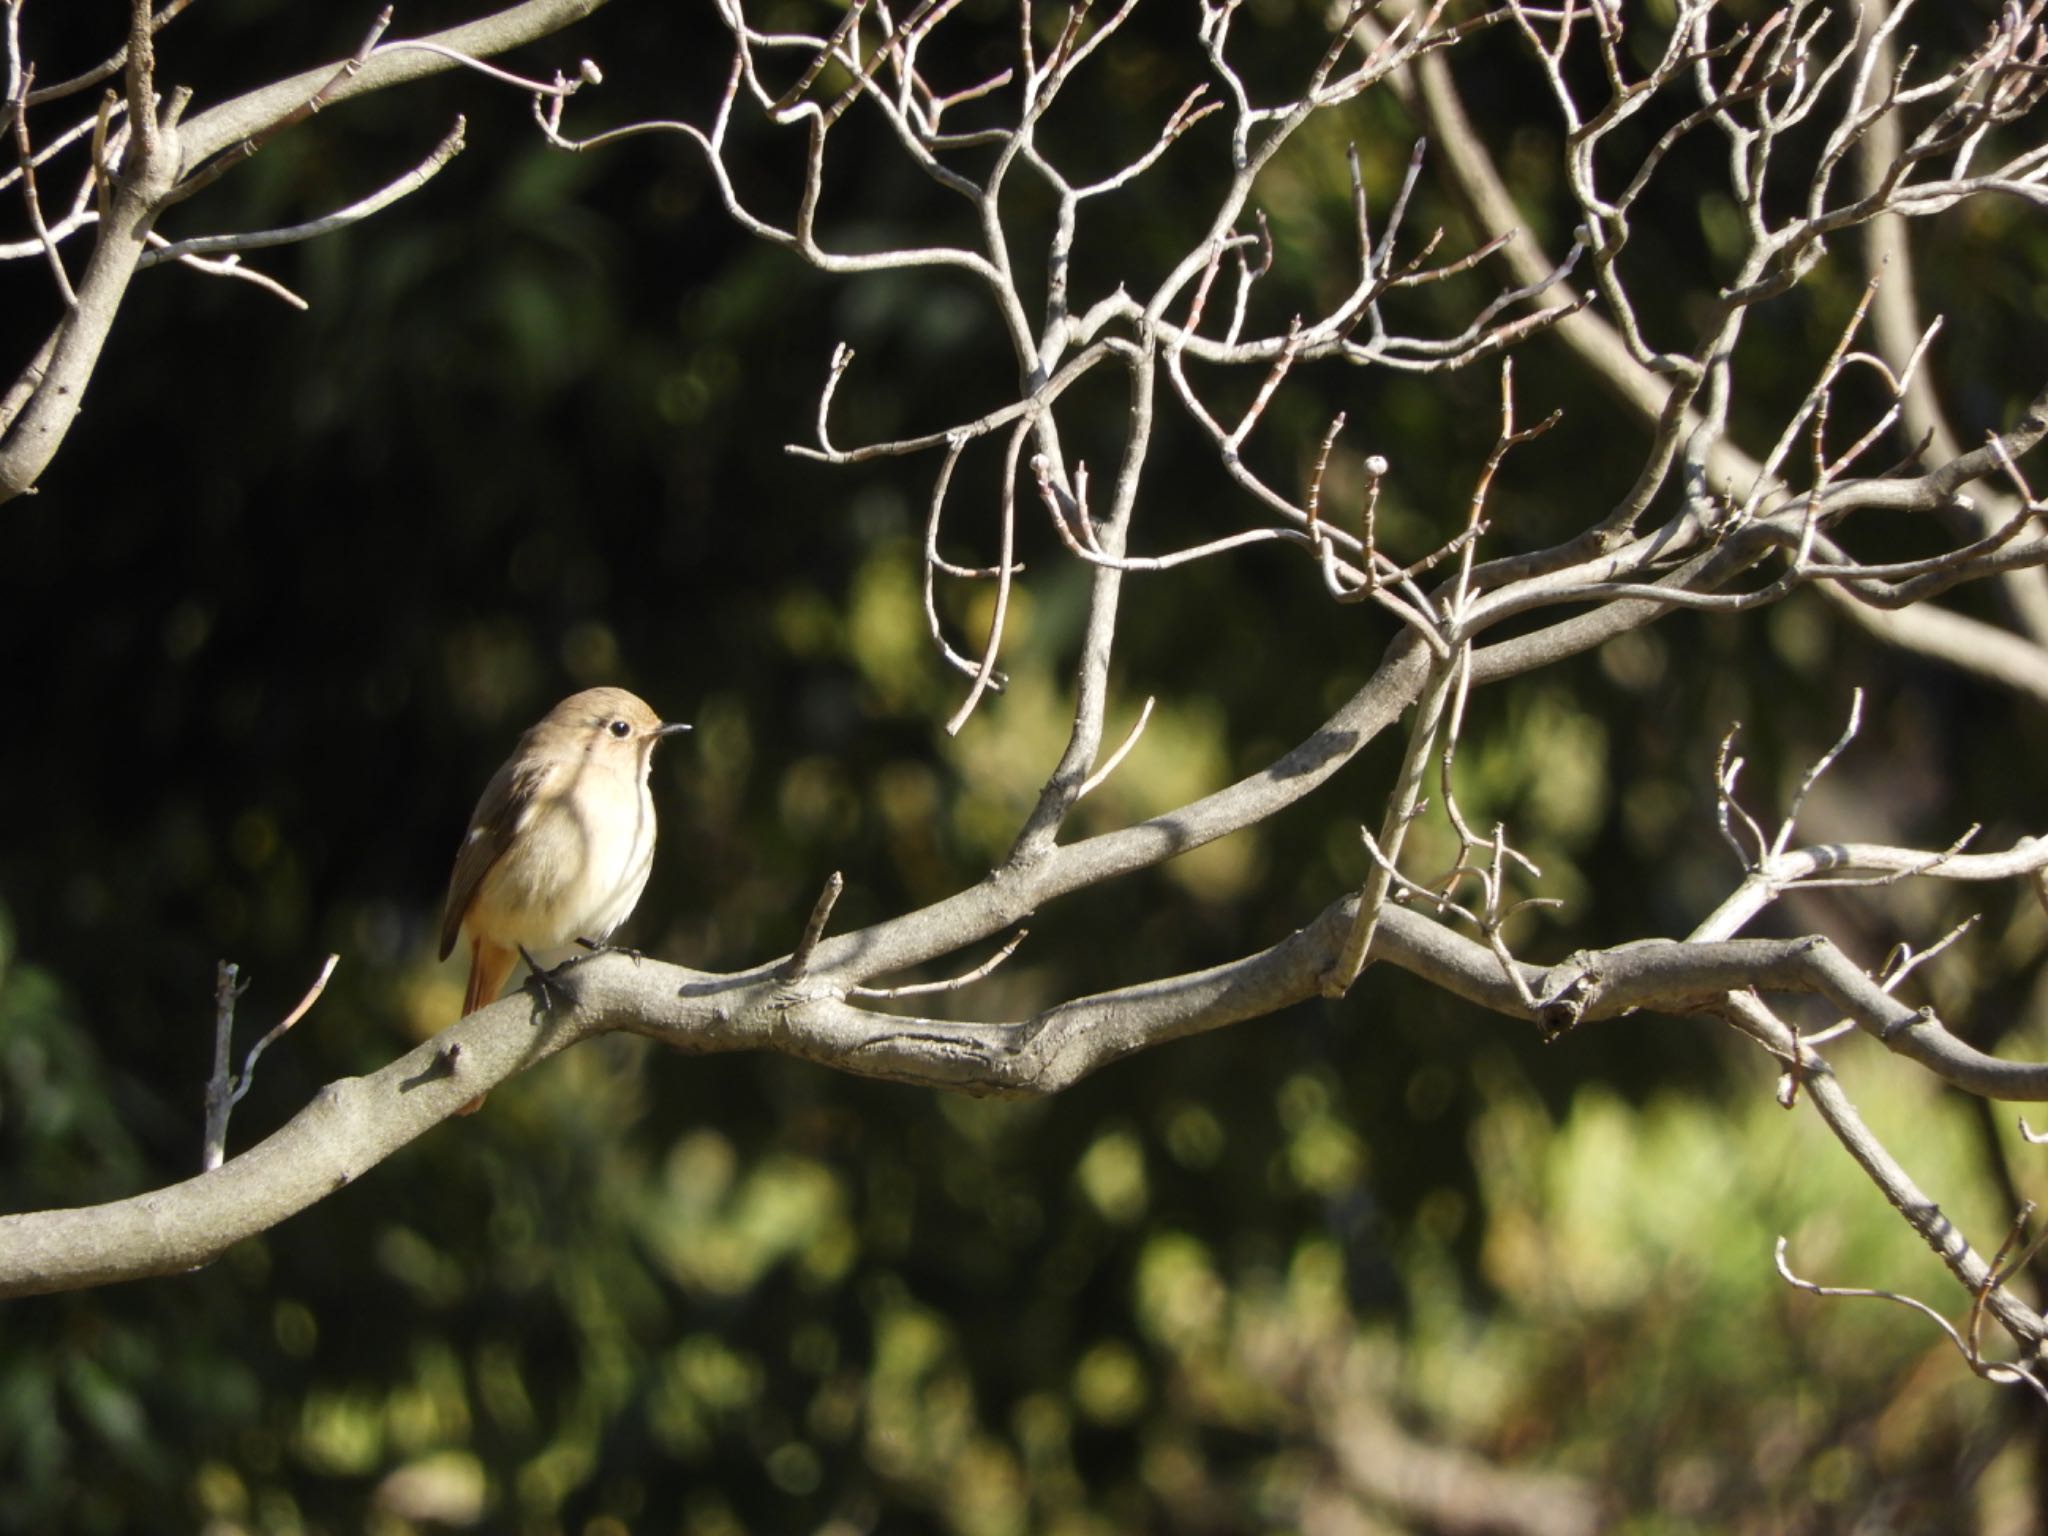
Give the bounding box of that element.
[466,759,658,952]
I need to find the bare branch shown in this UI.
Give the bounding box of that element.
[849,929,1028,999]
[20,0,197,108]
[1076,695,1154,800]
[201,954,339,1174]
[140,117,468,266]
[10,65,78,306]
[1775,1241,2048,1403]
[784,871,845,980]
[1,0,615,505]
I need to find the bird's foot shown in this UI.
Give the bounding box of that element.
[518,944,573,1010]
[574,936,645,965]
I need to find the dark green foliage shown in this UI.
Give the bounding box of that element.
[3,3,2046,1532]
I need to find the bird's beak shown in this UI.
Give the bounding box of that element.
[655,721,693,738]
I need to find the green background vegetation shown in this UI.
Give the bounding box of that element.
[3,1,2047,1530]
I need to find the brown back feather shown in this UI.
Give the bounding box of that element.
[437,754,555,959]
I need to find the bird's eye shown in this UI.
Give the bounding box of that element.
[608,719,631,739]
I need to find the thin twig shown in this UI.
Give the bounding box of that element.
[1076,696,1155,799]
[23,0,197,107]
[1324,648,1461,996]
[786,871,846,980]
[202,954,338,1172]
[1775,1237,2048,1403]
[141,117,468,266]
[165,7,397,205]
[201,961,253,1173]
[850,929,1028,998]
[10,66,78,307]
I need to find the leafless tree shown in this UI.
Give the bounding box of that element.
[0,0,606,500]
[5,0,2047,1410]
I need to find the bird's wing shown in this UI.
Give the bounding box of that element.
[437,754,556,960]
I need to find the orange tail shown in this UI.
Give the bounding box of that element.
[455,937,520,1116]
[463,936,520,1016]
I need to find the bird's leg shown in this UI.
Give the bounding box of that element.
[518,944,574,1010]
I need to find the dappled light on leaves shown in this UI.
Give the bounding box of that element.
[6,0,2048,1530]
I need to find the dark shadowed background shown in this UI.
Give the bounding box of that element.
[4,2,2047,1532]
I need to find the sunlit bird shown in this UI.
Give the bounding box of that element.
[440,686,690,1020]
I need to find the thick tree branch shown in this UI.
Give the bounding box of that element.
[171,0,607,168]
[11,864,2048,1302]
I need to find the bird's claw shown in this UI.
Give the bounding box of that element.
[574,937,645,965]
[519,944,567,1010]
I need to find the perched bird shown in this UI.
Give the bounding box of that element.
[440,686,690,1018]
